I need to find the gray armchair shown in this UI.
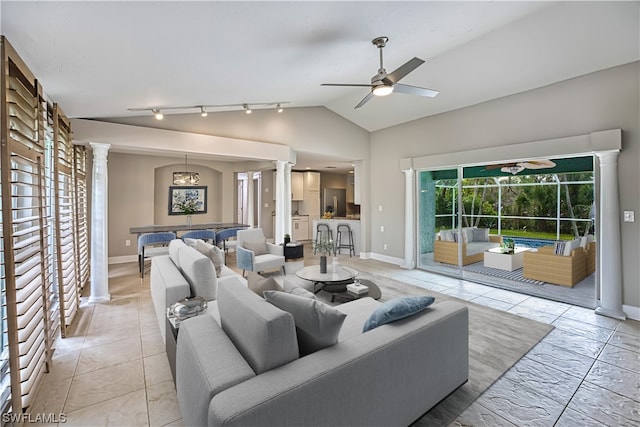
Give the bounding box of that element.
[236,228,285,276]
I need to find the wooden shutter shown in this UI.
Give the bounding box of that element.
[73,146,89,292]
[0,36,53,412]
[53,105,79,337]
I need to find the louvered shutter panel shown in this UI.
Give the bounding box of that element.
[73,146,89,292]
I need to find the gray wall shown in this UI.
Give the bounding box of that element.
[370,61,639,308]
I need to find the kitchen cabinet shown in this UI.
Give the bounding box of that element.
[304,171,320,191]
[292,172,304,200]
[292,216,309,241]
[347,175,355,204]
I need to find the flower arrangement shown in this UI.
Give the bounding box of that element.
[313,238,335,256]
[173,195,200,215]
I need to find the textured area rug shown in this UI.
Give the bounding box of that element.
[317,271,554,426]
[440,261,545,285]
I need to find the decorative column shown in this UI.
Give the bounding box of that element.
[284,163,292,239]
[246,170,255,228]
[274,161,287,245]
[402,167,415,269]
[594,151,626,319]
[89,143,111,303]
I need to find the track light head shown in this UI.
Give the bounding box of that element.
[276,103,283,113]
[152,109,163,120]
[243,104,252,114]
[200,106,208,117]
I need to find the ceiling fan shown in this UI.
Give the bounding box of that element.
[321,36,439,109]
[486,159,557,175]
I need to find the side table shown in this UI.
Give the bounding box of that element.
[165,316,179,385]
[282,242,304,274]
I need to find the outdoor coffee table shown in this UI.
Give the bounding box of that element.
[483,246,532,271]
[295,265,358,296]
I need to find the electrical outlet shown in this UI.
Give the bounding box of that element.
[125,239,131,247]
[623,211,635,222]
[264,202,269,208]
[380,225,384,232]
[378,205,383,212]
[383,244,388,250]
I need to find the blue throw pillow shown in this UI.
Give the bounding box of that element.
[363,296,435,332]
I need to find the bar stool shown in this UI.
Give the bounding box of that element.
[314,223,333,254]
[335,224,355,257]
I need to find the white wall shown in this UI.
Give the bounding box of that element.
[370,61,640,308]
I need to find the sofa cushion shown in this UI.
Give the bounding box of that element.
[217,281,298,374]
[195,240,224,277]
[472,227,490,242]
[283,276,317,299]
[563,238,581,256]
[363,296,435,332]
[179,245,217,301]
[243,238,268,256]
[247,272,281,296]
[169,239,185,268]
[264,291,346,356]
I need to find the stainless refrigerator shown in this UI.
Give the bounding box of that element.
[323,188,347,218]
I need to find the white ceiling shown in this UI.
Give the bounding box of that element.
[1,1,638,163]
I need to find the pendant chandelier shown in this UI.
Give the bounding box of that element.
[173,155,199,185]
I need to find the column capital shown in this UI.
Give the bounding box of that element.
[89,142,111,154]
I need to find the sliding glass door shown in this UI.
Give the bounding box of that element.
[417,168,463,277]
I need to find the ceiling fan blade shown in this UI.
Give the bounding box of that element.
[393,83,439,97]
[354,91,375,109]
[387,57,425,83]
[321,83,374,87]
[486,163,517,170]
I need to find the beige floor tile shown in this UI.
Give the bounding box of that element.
[82,322,142,349]
[76,336,143,375]
[64,358,145,413]
[28,375,73,416]
[45,350,80,382]
[64,389,149,427]
[147,380,182,427]
[141,332,165,357]
[162,419,184,427]
[143,353,173,387]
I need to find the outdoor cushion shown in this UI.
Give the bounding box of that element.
[264,290,346,356]
[363,296,435,332]
[563,238,582,256]
[217,281,298,374]
[472,228,490,242]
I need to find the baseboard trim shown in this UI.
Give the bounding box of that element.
[368,252,404,266]
[109,255,137,264]
[623,304,640,321]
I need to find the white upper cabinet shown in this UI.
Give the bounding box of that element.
[292,172,304,200]
[304,172,320,192]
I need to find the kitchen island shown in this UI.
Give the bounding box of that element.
[312,218,361,256]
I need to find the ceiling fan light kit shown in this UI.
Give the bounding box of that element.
[322,36,439,108]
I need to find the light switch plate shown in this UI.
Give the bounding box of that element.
[623,211,635,222]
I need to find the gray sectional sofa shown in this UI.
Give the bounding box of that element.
[176,281,469,426]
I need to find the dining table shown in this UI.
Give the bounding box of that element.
[129,222,249,237]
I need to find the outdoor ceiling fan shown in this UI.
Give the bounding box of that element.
[486,159,557,175]
[321,36,439,109]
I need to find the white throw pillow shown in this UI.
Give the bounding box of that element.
[195,240,224,277]
[243,238,268,256]
[563,238,582,256]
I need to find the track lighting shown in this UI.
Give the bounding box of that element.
[152,109,163,120]
[128,101,289,117]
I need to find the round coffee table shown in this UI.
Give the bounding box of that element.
[296,265,358,296]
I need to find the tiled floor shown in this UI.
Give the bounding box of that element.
[29,252,639,426]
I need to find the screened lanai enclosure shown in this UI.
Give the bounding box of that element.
[418,156,596,308]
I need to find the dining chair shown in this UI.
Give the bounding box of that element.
[215,227,243,260]
[138,232,176,278]
[181,229,216,244]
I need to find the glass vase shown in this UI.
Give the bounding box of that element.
[186,215,192,228]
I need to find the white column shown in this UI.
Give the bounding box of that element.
[274,161,286,244]
[402,167,415,269]
[89,143,111,303]
[594,150,626,320]
[246,170,255,228]
[284,163,292,238]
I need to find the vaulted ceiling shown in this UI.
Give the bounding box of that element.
[2,1,638,167]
